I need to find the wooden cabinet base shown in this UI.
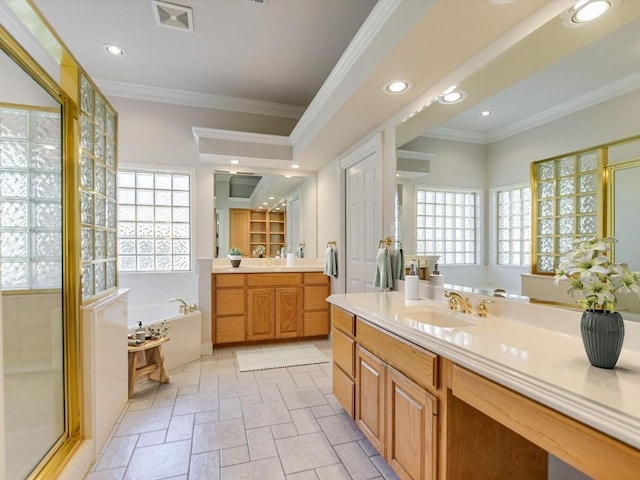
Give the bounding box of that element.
[332,362,354,418]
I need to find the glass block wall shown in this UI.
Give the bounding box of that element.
[0,106,62,289]
[497,185,531,266]
[416,189,477,264]
[79,75,117,300]
[533,150,601,274]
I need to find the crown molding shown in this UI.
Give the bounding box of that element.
[289,0,403,144]
[424,127,488,144]
[192,127,291,147]
[95,79,306,119]
[488,72,640,143]
[396,149,436,161]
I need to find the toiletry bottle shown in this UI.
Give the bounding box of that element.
[136,321,146,342]
[405,259,420,301]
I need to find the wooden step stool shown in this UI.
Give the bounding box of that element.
[127,336,170,399]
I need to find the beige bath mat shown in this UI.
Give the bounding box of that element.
[236,344,329,372]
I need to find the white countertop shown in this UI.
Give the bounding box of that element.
[327,291,640,450]
[211,265,324,273]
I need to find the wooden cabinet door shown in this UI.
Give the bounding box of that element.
[229,208,250,255]
[275,286,302,338]
[356,345,386,454]
[247,288,274,340]
[386,366,437,480]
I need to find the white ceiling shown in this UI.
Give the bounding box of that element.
[27,0,640,172]
[33,0,377,110]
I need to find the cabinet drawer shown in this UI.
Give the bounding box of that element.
[357,318,438,391]
[332,305,355,336]
[215,288,245,316]
[304,285,330,311]
[304,311,329,337]
[333,363,355,419]
[214,273,245,287]
[304,272,329,285]
[247,273,302,287]
[215,315,245,344]
[333,328,355,377]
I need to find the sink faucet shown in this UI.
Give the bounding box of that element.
[169,297,197,314]
[444,291,471,314]
[475,298,494,317]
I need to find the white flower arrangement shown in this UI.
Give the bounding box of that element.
[147,319,170,338]
[253,245,266,256]
[553,237,640,312]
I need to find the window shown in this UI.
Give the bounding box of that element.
[0,106,62,289]
[117,170,191,272]
[532,150,601,274]
[497,185,531,266]
[416,189,477,264]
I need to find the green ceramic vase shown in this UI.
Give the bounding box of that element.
[580,310,625,369]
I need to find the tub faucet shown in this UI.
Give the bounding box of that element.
[169,297,197,314]
[444,291,471,314]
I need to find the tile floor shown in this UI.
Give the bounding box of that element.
[85,340,399,480]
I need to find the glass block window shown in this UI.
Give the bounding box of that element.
[416,188,477,265]
[533,150,601,274]
[497,185,531,266]
[117,170,191,272]
[79,75,117,300]
[0,106,62,289]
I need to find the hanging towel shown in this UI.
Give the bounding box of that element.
[374,248,394,290]
[391,248,405,281]
[323,246,338,277]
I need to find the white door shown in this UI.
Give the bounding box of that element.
[345,149,381,293]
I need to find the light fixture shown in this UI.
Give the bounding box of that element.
[229,159,240,165]
[104,44,125,56]
[438,90,467,104]
[569,0,610,24]
[383,79,412,94]
[275,207,281,211]
[268,196,275,200]
[291,163,301,169]
[262,202,268,205]
[229,170,237,174]
[285,174,292,178]
[479,110,493,117]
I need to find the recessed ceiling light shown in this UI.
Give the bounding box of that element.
[104,44,125,56]
[229,170,237,174]
[291,164,301,169]
[262,202,268,205]
[438,90,467,104]
[268,196,275,200]
[285,175,292,178]
[479,110,493,117]
[383,80,412,94]
[570,0,610,23]
[275,207,280,211]
[229,159,240,165]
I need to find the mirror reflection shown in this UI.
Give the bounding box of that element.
[214,172,316,258]
[395,11,640,298]
[1,46,65,479]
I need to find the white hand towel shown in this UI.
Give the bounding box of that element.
[374,248,394,289]
[323,246,337,277]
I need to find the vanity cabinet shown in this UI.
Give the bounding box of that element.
[332,305,439,480]
[212,271,329,346]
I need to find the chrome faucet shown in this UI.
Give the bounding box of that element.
[169,297,197,314]
[444,291,472,314]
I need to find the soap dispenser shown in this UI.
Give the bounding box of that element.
[430,263,444,286]
[135,321,146,342]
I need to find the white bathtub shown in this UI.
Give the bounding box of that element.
[127,305,202,372]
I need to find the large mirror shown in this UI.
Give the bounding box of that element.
[394,6,640,298]
[214,172,317,258]
[1,42,65,479]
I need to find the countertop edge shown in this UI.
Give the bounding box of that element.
[327,295,640,451]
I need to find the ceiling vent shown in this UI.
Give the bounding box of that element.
[152,1,194,32]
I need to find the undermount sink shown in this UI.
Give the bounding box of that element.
[391,306,480,328]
